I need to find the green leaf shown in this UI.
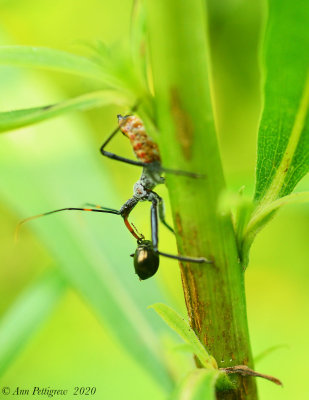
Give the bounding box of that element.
[240,191,309,266]
[170,369,222,400]
[0,45,149,104]
[86,40,147,101]
[0,270,66,376]
[172,343,197,354]
[246,191,309,239]
[238,0,309,267]
[130,0,148,88]
[0,90,129,133]
[254,0,309,203]
[150,303,216,369]
[0,45,108,81]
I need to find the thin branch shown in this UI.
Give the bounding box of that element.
[220,365,282,386]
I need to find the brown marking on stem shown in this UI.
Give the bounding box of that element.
[187,268,200,332]
[174,212,183,237]
[221,365,282,386]
[203,333,208,346]
[192,293,202,334]
[170,87,194,160]
[180,265,205,339]
[180,265,193,321]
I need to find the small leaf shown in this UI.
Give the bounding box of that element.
[241,191,309,267]
[86,40,147,98]
[246,191,309,236]
[0,270,66,376]
[0,90,129,133]
[0,46,107,81]
[170,369,222,400]
[150,303,216,369]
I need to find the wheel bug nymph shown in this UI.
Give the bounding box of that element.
[17,112,212,280]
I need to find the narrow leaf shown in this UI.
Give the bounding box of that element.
[150,303,216,369]
[85,40,146,99]
[130,0,148,87]
[254,0,309,203]
[0,270,66,376]
[172,343,197,354]
[246,191,309,237]
[0,46,106,81]
[170,369,221,400]
[0,90,129,133]
[239,0,309,267]
[241,191,309,266]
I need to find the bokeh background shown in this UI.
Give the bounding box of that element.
[0,0,308,399]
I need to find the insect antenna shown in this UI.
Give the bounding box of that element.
[15,207,120,242]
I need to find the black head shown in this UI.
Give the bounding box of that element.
[117,114,132,137]
[117,114,131,122]
[132,240,159,280]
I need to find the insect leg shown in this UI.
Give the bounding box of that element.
[100,149,146,168]
[84,200,144,241]
[100,108,147,168]
[100,101,139,150]
[160,166,205,179]
[150,199,159,250]
[120,197,144,240]
[158,250,211,264]
[156,195,175,234]
[150,200,211,264]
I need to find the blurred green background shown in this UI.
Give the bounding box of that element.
[0,0,308,399]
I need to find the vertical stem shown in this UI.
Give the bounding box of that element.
[145,1,257,398]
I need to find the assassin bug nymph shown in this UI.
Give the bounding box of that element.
[17,113,212,280]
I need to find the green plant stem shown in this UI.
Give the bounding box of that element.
[145,1,257,399]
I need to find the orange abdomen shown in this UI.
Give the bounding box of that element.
[118,115,161,164]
